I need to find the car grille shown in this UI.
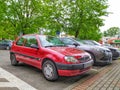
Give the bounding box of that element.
[78,55,90,63]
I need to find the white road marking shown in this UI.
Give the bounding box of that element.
[0,67,37,90]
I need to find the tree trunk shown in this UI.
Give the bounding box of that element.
[75,29,79,38]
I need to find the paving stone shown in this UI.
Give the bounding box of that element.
[0,78,9,82]
[103,84,109,88]
[100,87,107,90]
[114,87,120,90]
[86,87,94,90]
[0,87,19,90]
[107,87,114,90]
[92,87,100,90]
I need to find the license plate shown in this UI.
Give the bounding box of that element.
[84,61,93,68]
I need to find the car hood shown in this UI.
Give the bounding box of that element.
[103,46,118,50]
[95,45,110,51]
[48,47,86,56]
[78,45,95,49]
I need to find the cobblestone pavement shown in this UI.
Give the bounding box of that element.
[72,60,120,90]
[0,67,37,90]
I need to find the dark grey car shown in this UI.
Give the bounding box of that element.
[60,38,112,65]
[83,40,120,60]
[0,40,12,50]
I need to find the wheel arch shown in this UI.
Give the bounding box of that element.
[85,50,96,61]
[41,58,57,69]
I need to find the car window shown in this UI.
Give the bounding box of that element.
[39,36,64,47]
[24,36,38,47]
[82,40,97,45]
[61,38,75,45]
[16,37,25,46]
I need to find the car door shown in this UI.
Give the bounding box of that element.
[14,36,26,61]
[22,35,40,68]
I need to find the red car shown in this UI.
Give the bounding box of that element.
[10,34,93,81]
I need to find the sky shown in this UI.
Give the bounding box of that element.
[101,0,120,32]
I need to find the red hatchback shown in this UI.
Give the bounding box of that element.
[10,34,93,81]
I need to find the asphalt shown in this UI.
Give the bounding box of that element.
[0,56,120,90]
[0,67,37,90]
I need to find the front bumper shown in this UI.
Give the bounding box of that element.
[112,50,120,59]
[55,60,93,76]
[98,51,112,64]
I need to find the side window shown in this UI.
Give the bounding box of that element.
[16,37,25,46]
[24,36,38,47]
[62,38,74,45]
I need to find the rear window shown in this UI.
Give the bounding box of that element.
[16,37,25,46]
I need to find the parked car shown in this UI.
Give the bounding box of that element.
[0,40,12,50]
[60,37,112,65]
[10,34,93,81]
[82,40,120,60]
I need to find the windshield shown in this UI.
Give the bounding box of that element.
[92,41,101,45]
[76,40,97,45]
[75,38,87,45]
[39,36,65,47]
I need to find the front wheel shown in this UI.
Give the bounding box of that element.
[10,54,19,66]
[42,60,58,81]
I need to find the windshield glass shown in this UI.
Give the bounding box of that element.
[92,41,101,45]
[82,40,96,45]
[39,36,65,47]
[76,40,97,45]
[74,38,86,45]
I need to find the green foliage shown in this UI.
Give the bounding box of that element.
[0,0,109,41]
[67,0,108,40]
[103,27,120,37]
[0,0,46,39]
[44,0,108,40]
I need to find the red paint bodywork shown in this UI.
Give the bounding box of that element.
[10,34,93,76]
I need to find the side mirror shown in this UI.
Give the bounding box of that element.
[30,44,39,49]
[73,43,79,47]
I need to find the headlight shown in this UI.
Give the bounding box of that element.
[93,48,101,52]
[100,49,105,53]
[64,56,78,63]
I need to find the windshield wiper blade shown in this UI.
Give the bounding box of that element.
[44,45,55,47]
[55,44,66,47]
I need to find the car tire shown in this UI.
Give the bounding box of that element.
[42,60,58,81]
[10,54,19,66]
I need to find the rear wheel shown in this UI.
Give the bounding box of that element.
[42,60,58,81]
[10,54,19,66]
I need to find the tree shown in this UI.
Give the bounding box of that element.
[103,27,120,37]
[0,0,48,38]
[44,0,109,40]
[0,0,109,41]
[67,0,108,40]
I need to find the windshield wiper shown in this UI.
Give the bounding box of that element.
[44,45,55,47]
[55,44,66,47]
